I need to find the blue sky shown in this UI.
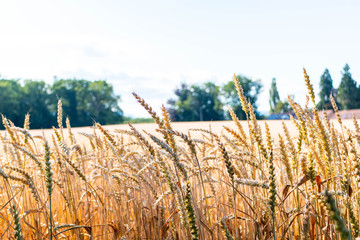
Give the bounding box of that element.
[1,0,360,117]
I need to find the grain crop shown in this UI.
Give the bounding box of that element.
[0,69,359,239]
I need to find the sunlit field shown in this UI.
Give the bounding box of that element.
[1,71,360,239]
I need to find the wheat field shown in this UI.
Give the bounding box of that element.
[0,70,359,239]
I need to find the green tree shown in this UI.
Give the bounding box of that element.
[0,79,25,127]
[51,79,85,126]
[167,83,192,121]
[338,64,360,110]
[273,100,291,114]
[269,78,280,113]
[0,78,123,129]
[268,78,291,114]
[167,82,224,121]
[86,80,123,124]
[51,79,123,126]
[22,80,54,129]
[222,75,262,120]
[317,69,336,110]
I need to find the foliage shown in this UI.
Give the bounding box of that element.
[123,117,155,123]
[0,78,123,129]
[269,78,280,113]
[268,78,291,114]
[168,77,263,122]
[167,82,224,121]
[317,69,337,110]
[338,64,360,110]
[51,79,123,127]
[222,75,262,120]
[273,99,291,114]
[23,80,54,128]
[0,79,24,125]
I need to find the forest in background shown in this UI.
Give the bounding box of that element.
[0,63,358,129]
[0,79,123,129]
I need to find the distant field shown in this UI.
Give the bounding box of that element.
[23,119,355,141]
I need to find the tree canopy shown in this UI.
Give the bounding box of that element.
[51,79,123,127]
[268,78,291,114]
[269,78,280,113]
[167,82,224,121]
[317,69,336,110]
[167,76,263,121]
[222,75,263,120]
[0,79,24,125]
[4,65,360,127]
[23,80,54,128]
[338,64,360,110]
[0,78,123,129]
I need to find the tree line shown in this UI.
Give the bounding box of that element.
[269,63,359,113]
[167,76,263,121]
[318,64,359,110]
[0,63,357,128]
[0,78,123,129]
[168,63,360,121]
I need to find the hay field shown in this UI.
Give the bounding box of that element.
[1,71,360,239]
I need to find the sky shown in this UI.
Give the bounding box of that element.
[1,0,360,117]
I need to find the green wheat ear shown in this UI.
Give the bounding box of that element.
[323,190,351,240]
[12,204,23,240]
[44,140,53,240]
[221,217,233,240]
[184,181,199,240]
